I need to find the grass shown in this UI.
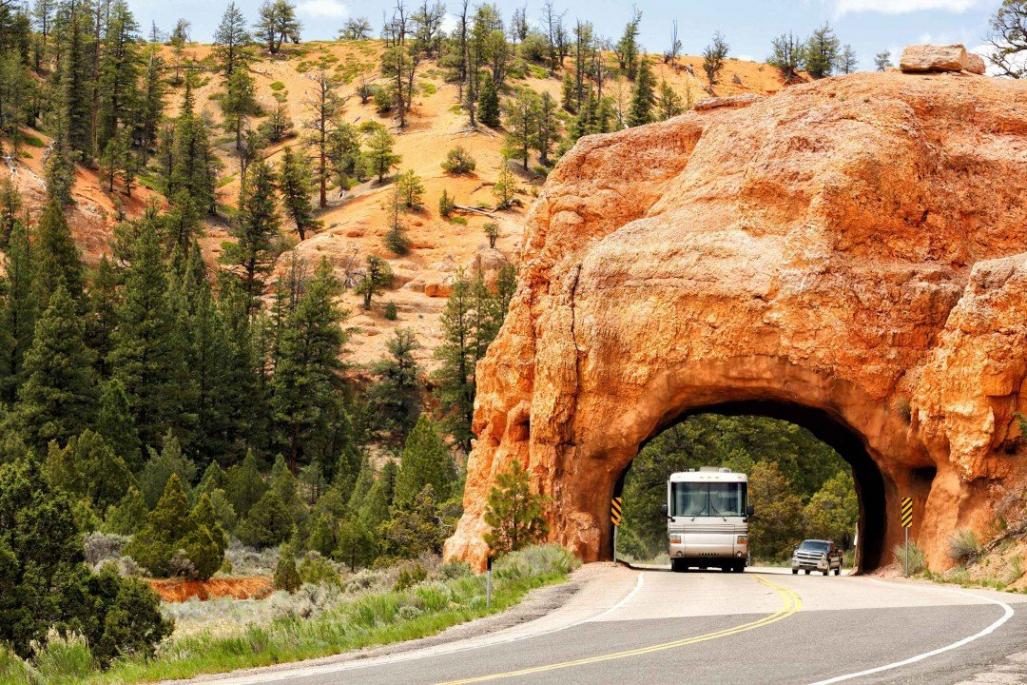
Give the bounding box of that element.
[80,545,576,684]
[892,541,926,575]
[948,529,980,563]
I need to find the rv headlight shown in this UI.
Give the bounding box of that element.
[670,534,683,545]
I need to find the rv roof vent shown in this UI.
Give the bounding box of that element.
[699,466,724,473]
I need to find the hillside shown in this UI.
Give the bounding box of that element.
[1,40,792,370]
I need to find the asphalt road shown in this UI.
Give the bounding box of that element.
[195,566,1027,685]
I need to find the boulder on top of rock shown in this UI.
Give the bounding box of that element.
[900,44,985,74]
[694,93,763,111]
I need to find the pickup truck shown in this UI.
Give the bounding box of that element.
[791,539,843,576]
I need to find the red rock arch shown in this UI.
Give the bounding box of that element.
[444,72,1027,572]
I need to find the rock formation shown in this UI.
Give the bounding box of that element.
[445,68,1027,572]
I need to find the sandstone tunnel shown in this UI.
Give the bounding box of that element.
[444,71,1027,573]
[614,400,899,573]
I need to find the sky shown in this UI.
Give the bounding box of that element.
[128,0,1003,71]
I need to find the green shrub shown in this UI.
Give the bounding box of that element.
[270,81,286,91]
[0,645,36,685]
[949,529,980,563]
[493,544,578,581]
[439,188,455,217]
[393,563,427,591]
[892,541,926,575]
[441,146,476,175]
[384,302,398,320]
[298,552,343,587]
[274,547,302,593]
[1005,554,1024,585]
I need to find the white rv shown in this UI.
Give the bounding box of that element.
[663,467,752,572]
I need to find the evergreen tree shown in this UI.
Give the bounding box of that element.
[222,159,279,308]
[271,259,347,472]
[16,284,95,452]
[703,32,730,92]
[0,458,171,659]
[0,223,37,404]
[483,460,549,555]
[394,415,454,507]
[278,146,320,240]
[35,199,84,306]
[58,0,96,155]
[326,121,363,193]
[103,485,147,535]
[305,68,342,209]
[748,460,805,560]
[769,32,804,83]
[535,92,559,167]
[361,121,401,182]
[96,1,142,156]
[43,429,132,510]
[107,219,189,452]
[138,432,196,508]
[383,191,409,255]
[628,58,656,127]
[396,169,425,210]
[273,543,301,591]
[493,165,516,209]
[804,23,840,79]
[478,71,500,127]
[804,470,858,543]
[504,89,538,171]
[168,81,219,214]
[836,44,858,74]
[213,2,252,76]
[615,8,642,77]
[221,66,260,153]
[0,179,20,248]
[433,276,475,450]
[356,254,392,310]
[656,80,683,120]
[380,484,450,558]
[225,449,267,518]
[95,378,141,471]
[125,473,192,576]
[358,460,395,530]
[255,0,301,55]
[334,518,375,570]
[138,44,165,161]
[43,128,76,206]
[367,329,421,444]
[237,488,293,547]
[874,50,893,72]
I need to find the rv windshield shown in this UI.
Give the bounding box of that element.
[671,482,747,517]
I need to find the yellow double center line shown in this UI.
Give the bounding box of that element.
[437,574,803,685]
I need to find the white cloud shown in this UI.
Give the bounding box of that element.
[836,0,986,15]
[440,13,458,35]
[297,0,348,19]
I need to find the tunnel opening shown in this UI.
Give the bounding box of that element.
[614,400,888,573]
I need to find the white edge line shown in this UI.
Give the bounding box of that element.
[197,570,647,684]
[807,580,1015,685]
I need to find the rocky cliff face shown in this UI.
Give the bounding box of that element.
[446,70,1027,572]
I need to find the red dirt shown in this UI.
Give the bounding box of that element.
[148,576,273,602]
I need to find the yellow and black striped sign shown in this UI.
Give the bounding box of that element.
[611,497,623,527]
[900,497,913,529]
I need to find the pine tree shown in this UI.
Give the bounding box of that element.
[0,222,37,404]
[222,159,280,308]
[367,329,421,444]
[383,191,409,255]
[271,258,347,472]
[836,44,858,74]
[361,121,400,183]
[16,285,96,452]
[394,415,454,507]
[396,169,425,210]
[478,71,500,127]
[168,81,219,214]
[34,199,84,307]
[381,484,451,558]
[125,473,192,575]
[107,218,188,452]
[358,460,396,529]
[58,0,96,155]
[769,32,804,83]
[356,254,392,310]
[273,543,301,591]
[305,69,343,209]
[334,518,375,570]
[0,179,20,248]
[433,276,474,450]
[255,0,301,55]
[492,165,516,209]
[103,485,147,535]
[96,1,141,156]
[43,128,76,206]
[221,66,260,153]
[615,8,641,77]
[278,146,319,240]
[96,378,141,471]
[138,432,196,508]
[483,460,549,555]
[225,449,267,518]
[504,90,538,171]
[874,51,893,72]
[804,23,840,79]
[703,32,730,93]
[138,45,165,160]
[213,2,252,77]
[326,121,363,193]
[43,429,132,510]
[535,92,559,166]
[237,488,293,547]
[656,80,683,120]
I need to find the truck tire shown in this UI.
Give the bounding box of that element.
[834,567,841,576]
[792,568,798,575]
[805,569,811,575]
[671,558,686,573]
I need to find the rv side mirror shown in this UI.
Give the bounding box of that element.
[746,504,755,518]
[660,504,669,517]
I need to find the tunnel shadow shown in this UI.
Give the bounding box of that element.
[617,400,888,573]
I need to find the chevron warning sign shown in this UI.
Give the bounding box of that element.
[900,497,913,529]
[611,497,623,527]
